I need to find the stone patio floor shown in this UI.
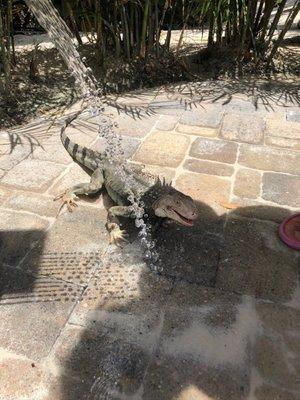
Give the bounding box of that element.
[0,84,299,400]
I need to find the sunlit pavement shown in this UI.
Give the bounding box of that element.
[0,84,299,400]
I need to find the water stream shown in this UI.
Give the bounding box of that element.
[25,0,159,267]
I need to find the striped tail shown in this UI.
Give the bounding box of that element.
[60,111,99,171]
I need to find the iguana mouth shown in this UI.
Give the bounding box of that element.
[173,209,195,226]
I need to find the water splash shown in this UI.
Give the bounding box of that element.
[25,0,158,266]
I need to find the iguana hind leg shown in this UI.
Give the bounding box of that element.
[106,205,135,246]
[55,168,104,214]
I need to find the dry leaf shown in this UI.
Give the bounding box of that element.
[219,201,239,210]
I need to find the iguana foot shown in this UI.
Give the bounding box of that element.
[54,191,78,215]
[106,223,128,246]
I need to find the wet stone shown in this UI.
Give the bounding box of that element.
[262,172,300,207]
[233,168,261,199]
[143,286,254,400]
[216,216,299,303]
[0,265,81,360]
[238,145,300,175]
[254,385,299,400]
[1,159,66,192]
[253,301,300,393]
[153,224,222,286]
[190,137,238,164]
[221,112,265,144]
[184,158,234,177]
[49,324,151,399]
[133,131,190,167]
[0,209,48,266]
[70,247,172,333]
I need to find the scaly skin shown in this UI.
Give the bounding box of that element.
[55,111,198,245]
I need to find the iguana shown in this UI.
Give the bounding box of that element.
[55,111,198,245]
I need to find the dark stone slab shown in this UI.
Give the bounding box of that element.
[152,221,223,286]
[216,216,299,303]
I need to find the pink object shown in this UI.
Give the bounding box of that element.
[279,213,300,250]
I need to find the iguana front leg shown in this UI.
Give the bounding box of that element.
[106,205,135,246]
[54,168,104,214]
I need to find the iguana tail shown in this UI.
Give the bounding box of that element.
[60,110,100,171]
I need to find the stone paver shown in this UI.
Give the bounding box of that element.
[286,107,300,123]
[0,265,82,360]
[149,97,186,116]
[1,87,300,400]
[113,112,158,137]
[0,351,51,400]
[177,124,218,137]
[176,172,231,214]
[215,216,299,303]
[233,168,261,199]
[267,116,300,139]
[19,207,108,284]
[262,172,300,207]
[133,131,190,167]
[265,135,300,150]
[179,105,223,128]
[2,190,59,217]
[184,158,234,176]
[0,208,49,266]
[190,137,238,163]
[221,112,265,144]
[155,115,179,131]
[1,159,66,192]
[238,144,300,175]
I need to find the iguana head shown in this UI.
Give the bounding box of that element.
[153,186,198,227]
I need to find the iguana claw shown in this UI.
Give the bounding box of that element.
[54,191,78,215]
[107,223,128,246]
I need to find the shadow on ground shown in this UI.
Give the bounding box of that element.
[55,201,299,400]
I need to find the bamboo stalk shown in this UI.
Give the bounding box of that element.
[265,0,287,50]
[268,1,300,62]
[140,0,150,58]
[0,3,11,94]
